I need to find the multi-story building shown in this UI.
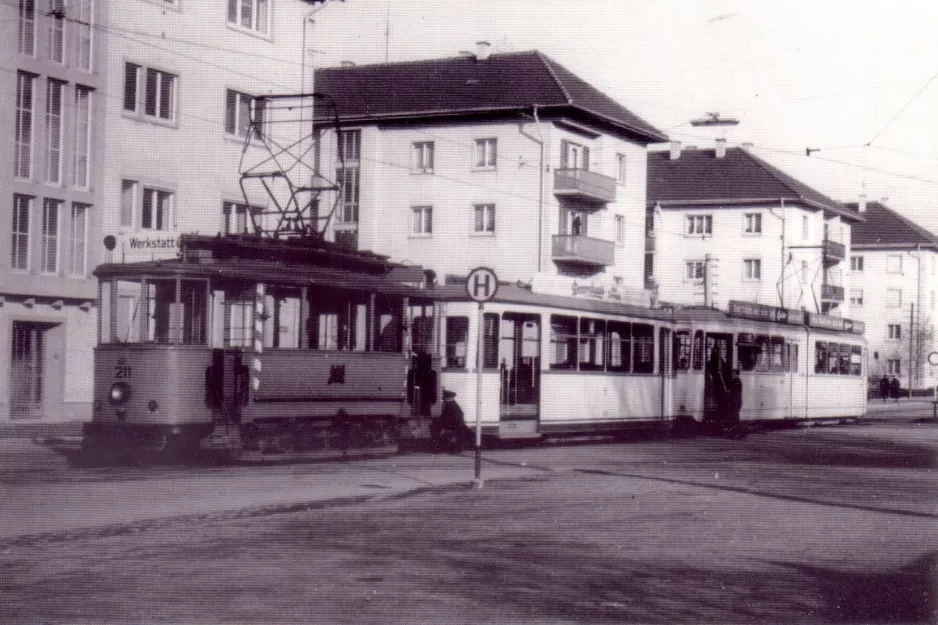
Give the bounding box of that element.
[844,198,938,389]
[312,46,668,301]
[646,141,863,315]
[1,0,326,424]
[1,0,107,421]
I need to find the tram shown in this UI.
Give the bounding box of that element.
[431,284,867,441]
[84,234,440,458]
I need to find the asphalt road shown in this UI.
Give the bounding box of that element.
[1,415,936,624]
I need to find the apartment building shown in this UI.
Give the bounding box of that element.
[1,0,326,423]
[312,47,668,302]
[646,142,863,315]
[844,198,938,389]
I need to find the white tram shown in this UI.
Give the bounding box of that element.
[431,284,867,441]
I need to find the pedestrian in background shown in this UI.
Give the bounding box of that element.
[879,375,890,402]
[890,376,901,402]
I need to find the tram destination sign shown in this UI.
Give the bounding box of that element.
[727,300,805,326]
[805,313,865,334]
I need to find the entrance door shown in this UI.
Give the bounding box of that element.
[498,313,541,425]
[10,322,46,419]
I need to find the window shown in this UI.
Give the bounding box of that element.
[473,204,495,233]
[686,215,712,235]
[73,87,92,188]
[75,0,92,71]
[579,317,607,371]
[483,313,499,369]
[124,63,176,122]
[44,79,64,184]
[120,179,137,228]
[886,254,903,274]
[550,315,578,369]
[69,203,89,276]
[445,317,469,368]
[743,213,762,234]
[674,331,691,370]
[413,142,434,173]
[18,0,36,55]
[686,260,705,281]
[615,215,625,245]
[616,153,627,184]
[885,288,902,308]
[474,138,496,169]
[223,201,262,234]
[11,195,32,270]
[141,188,172,230]
[888,324,902,340]
[801,215,808,239]
[228,0,269,35]
[412,206,432,235]
[336,130,361,224]
[850,255,864,272]
[15,72,35,179]
[886,359,901,376]
[560,140,589,170]
[225,90,266,138]
[849,288,863,307]
[41,198,60,274]
[743,259,761,280]
[47,0,65,63]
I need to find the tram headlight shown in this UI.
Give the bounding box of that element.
[108,382,132,406]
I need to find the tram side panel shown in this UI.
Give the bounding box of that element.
[539,372,663,434]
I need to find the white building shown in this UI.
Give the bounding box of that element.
[312,48,668,302]
[844,198,938,390]
[646,142,863,316]
[1,0,328,424]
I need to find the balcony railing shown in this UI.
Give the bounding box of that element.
[822,238,845,263]
[553,168,616,204]
[820,284,845,302]
[552,234,615,266]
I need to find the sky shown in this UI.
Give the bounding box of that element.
[305,0,938,232]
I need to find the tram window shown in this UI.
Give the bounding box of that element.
[790,343,799,373]
[445,317,469,368]
[692,330,705,370]
[483,313,499,369]
[411,306,435,355]
[737,333,760,372]
[633,323,655,374]
[673,331,691,371]
[607,320,631,373]
[838,343,851,375]
[374,297,402,352]
[225,298,254,347]
[769,336,786,371]
[815,342,828,374]
[550,315,578,370]
[850,345,862,376]
[579,317,606,371]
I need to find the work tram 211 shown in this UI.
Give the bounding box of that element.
[85,233,868,461]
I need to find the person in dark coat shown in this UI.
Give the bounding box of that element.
[725,369,744,437]
[705,349,728,432]
[432,390,470,453]
[890,376,901,402]
[879,375,890,402]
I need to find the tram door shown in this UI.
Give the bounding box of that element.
[498,313,541,424]
[703,332,734,424]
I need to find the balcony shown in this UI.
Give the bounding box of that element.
[820,284,845,303]
[822,238,845,264]
[553,168,616,205]
[552,234,615,267]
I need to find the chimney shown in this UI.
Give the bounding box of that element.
[715,137,726,158]
[458,50,474,59]
[476,41,491,61]
[669,141,682,160]
[857,193,867,212]
[740,142,753,152]
[339,60,355,68]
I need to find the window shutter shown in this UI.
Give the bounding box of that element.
[560,140,569,168]
[583,146,590,171]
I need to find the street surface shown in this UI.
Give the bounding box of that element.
[1,405,936,624]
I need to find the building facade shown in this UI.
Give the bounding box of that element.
[1,0,325,423]
[312,49,668,302]
[646,142,863,316]
[845,198,938,390]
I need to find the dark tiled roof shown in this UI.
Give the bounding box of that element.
[314,51,667,143]
[844,201,938,248]
[647,147,861,222]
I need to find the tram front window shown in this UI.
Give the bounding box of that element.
[104,278,208,345]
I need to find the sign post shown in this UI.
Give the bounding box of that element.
[466,267,498,488]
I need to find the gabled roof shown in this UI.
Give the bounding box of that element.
[844,201,938,249]
[314,51,668,143]
[647,147,862,222]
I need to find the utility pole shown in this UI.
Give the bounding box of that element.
[910,303,915,391]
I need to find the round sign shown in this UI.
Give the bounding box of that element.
[928,352,938,366]
[466,267,499,302]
